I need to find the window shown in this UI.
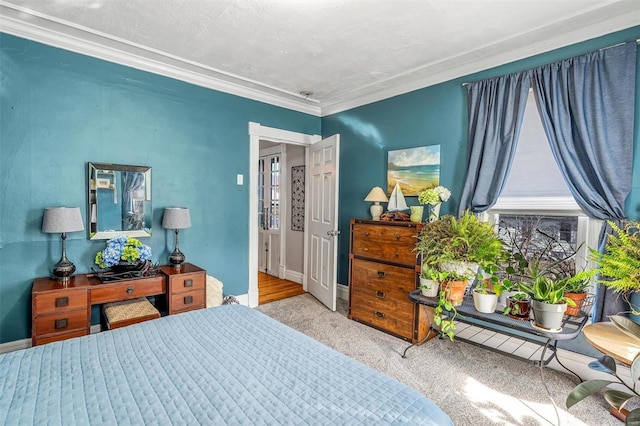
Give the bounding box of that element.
[486,91,601,279]
[257,154,280,230]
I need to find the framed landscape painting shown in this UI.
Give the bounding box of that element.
[387,145,440,196]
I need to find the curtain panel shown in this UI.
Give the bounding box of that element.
[531,41,637,321]
[459,73,531,213]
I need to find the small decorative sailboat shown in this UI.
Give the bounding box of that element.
[387,183,409,212]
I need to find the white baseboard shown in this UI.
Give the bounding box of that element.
[284,270,304,284]
[0,338,31,354]
[337,283,349,302]
[234,294,250,306]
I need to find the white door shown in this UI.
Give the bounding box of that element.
[307,134,340,311]
[258,153,281,276]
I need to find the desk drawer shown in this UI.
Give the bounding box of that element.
[170,290,205,314]
[34,309,88,336]
[170,273,205,294]
[34,330,88,346]
[34,289,88,315]
[91,276,165,304]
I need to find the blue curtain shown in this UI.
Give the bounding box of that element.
[531,42,637,321]
[121,172,145,230]
[459,72,531,213]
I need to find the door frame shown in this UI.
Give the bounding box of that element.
[248,122,321,307]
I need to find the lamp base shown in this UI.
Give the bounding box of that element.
[370,203,383,221]
[52,257,76,281]
[169,249,185,266]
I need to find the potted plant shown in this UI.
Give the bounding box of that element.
[560,270,593,316]
[417,185,451,222]
[503,292,531,320]
[95,235,153,272]
[415,210,506,291]
[472,264,502,314]
[519,270,576,330]
[588,220,640,311]
[419,263,446,297]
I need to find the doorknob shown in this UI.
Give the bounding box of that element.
[326,230,341,237]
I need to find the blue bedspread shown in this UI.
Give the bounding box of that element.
[0,305,451,425]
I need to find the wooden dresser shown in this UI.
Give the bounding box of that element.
[348,219,432,343]
[32,263,207,346]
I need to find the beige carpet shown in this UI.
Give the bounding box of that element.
[257,293,617,426]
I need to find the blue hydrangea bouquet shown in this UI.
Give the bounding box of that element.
[95,235,152,270]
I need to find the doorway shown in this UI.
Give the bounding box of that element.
[248,123,339,310]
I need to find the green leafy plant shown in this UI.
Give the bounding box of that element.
[433,289,458,342]
[502,292,530,316]
[589,220,640,294]
[559,270,594,294]
[415,210,507,273]
[518,274,576,306]
[567,315,640,424]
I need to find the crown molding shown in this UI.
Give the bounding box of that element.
[1,2,638,118]
[0,3,321,117]
[320,3,640,116]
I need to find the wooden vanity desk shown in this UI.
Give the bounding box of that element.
[32,263,206,346]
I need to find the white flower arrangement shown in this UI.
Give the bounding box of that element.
[418,186,451,205]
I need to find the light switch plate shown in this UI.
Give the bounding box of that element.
[237,174,244,185]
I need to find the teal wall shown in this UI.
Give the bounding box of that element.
[324,26,640,286]
[3,26,640,344]
[0,33,320,343]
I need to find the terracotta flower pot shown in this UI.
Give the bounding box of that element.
[564,292,587,316]
[441,280,468,306]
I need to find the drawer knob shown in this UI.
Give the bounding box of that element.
[395,233,401,240]
[377,271,386,278]
[55,297,69,308]
[184,279,193,288]
[376,291,386,299]
[365,231,369,236]
[126,287,134,294]
[374,311,386,319]
[363,247,369,252]
[184,295,194,305]
[395,251,399,257]
[55,318,68,329]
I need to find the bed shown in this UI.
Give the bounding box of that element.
[0,305,451,425]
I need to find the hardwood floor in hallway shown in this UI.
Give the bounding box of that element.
[258,272,306,305]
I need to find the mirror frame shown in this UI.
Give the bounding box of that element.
[88,162,152,240]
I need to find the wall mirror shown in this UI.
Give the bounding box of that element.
[88,162,152,240]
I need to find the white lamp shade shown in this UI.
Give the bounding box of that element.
[42,207,85,233]
[162,207,192,229]
[364,186,388,203]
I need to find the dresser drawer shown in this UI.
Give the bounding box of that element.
[170,290,205,314]
[350,259,416,300]
[34,309,88,336]
[34,289,88,315]
[170,272,205,294]
[90,276,166,304]
[350,301,414,340]
[351,224,417,265]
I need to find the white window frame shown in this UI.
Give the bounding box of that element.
[484,196,603,289]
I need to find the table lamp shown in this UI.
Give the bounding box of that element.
[162,207,192,266]
[364,187,388,221]
[42,207,85,281]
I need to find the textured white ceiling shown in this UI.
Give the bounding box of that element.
[1,0,639,115]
